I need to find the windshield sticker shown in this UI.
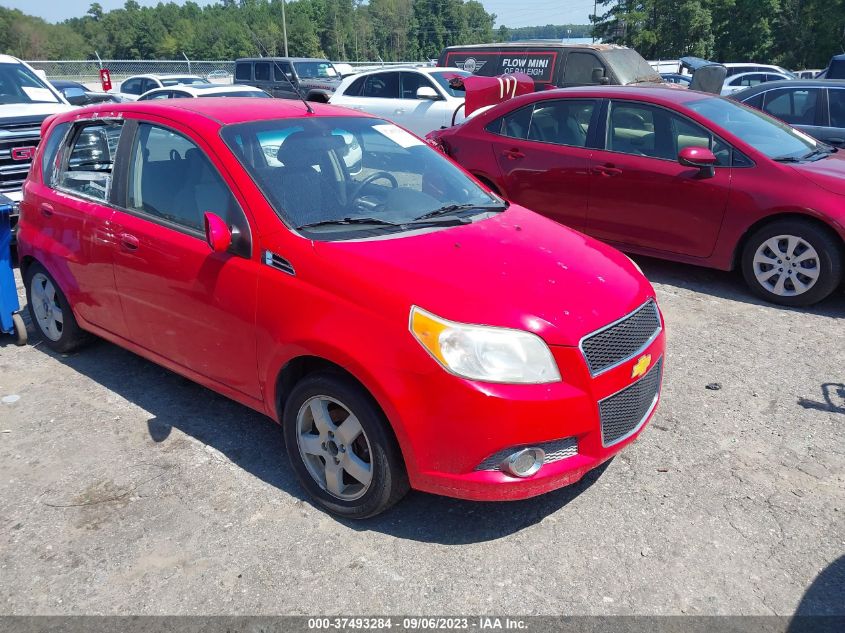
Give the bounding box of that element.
[21,86,59,103]
[373,124,423,148]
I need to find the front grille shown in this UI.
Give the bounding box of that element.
[475,436,577,471]
[599,357,663,447]
[580,299,661,376]
[0,125,41,194]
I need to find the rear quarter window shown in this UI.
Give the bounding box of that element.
[41,122,70,187]
[235,63,252,81]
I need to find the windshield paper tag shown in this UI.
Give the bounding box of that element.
[21,86,59,102]
[373,124,423,148]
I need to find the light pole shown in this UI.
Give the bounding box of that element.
[281,0,289,56]
[592,0,597,43]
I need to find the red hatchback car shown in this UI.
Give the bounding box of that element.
[17,99,665,518]
[428,86,845,306]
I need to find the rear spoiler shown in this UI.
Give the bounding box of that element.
[680,56,727,94]
[444,72,534,125]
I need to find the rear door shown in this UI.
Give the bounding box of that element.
[821,87,845,147]
[585,100,732,258]
[109,117,261,398]
[38,119,129,336]
[396,72,453,135]
[272,61,299,100]
[488,98,599,230]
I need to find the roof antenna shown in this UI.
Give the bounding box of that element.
[246,26,314,114]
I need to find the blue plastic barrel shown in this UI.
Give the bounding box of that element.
[0,194,26,344]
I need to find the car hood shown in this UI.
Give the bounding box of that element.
[312,206,656,347]
[792,151,845,196]
[0,103,72,120]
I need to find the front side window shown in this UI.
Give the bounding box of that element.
[58,121,123,201]
[127,124,242,234]
[273,62,294,82]
[362,73,399,99]
[565,52,606,85]
[687,96,820,160]
[221,117,504,240]
[764,88,820,125]
[827,89,845,127]
[255,63,271,82]
[344,75,367,97]
[400,72,438,99]
[293,61,338,79]
[122,78,142,95]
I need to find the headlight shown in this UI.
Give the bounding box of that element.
[410,306,561,384]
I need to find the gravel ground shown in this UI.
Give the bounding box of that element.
[0,259,843,616]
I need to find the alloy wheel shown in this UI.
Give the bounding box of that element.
[30,272,64,341]
[295,395,374,501]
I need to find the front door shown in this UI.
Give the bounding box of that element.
[490,99,599,231]
[586,100,732,258]
[110,118,261,399]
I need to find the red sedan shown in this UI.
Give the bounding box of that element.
[428,86,845,306]
[17,99,664,518]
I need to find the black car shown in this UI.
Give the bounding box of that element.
[49,80,124,106]
[731,79,845,147]
[233,57,342,102]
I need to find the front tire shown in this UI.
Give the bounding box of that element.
[741,219,843,306]
[283,372,409,519]
[24,262,91,353]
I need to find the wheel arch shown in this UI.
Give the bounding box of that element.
[732,212,845,270]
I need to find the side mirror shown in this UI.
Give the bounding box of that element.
[204,212,232,253]
[416,86,440,100]
[678,146,717,178]
[591,68,608,84]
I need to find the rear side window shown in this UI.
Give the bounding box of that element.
[564,52,606,85]
[41,121,69,187]
[361,72,399,98]
[763,88,820,125]
[235,63,252,81]
[827,89,845,127]
[126,124,244,236]
[255,62,271,82]
[743,93,764,109]
[58,121,123,201]
[526,100,596,147]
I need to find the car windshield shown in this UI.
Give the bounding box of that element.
[602,49,662,84]
[686,96,819,160]
[200,91,270,98]
[0,62,60,104]
[221,116,504,239]
[430,70,470,97]
[293,62,338,79]
[161,77,210,87]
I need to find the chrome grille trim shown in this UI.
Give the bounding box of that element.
[579,299,661,377]
[475,436,577,471]
[599,356,663,447]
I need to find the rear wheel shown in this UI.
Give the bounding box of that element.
[283,372,408,518]
[741,219,843,306]
[24,262,91,353]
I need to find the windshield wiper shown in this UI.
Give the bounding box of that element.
[412,203,506,222]
[802,148,833,161]
[773,155,802,163]
[297,217,399,230]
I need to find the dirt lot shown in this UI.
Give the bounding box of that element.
[1,258,843,616]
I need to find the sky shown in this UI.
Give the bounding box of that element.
[0,0,595,28]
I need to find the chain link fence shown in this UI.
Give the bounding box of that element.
[25,59,428,88]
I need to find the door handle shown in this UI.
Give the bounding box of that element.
[40,203,54,218]
[503,148,525,160]
[593,164,623,177]
[119,233,139,251]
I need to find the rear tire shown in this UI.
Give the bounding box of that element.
[741,219,842,306]
[24,262,91,353]
[283,371,409,519]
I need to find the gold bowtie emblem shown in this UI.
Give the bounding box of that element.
[631,354,652,379]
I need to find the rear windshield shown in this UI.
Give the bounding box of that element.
[0,62,60,104]
[602,49,661,84]
[199,91,269,98]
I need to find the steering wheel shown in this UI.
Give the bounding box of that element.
[349,170,398,203]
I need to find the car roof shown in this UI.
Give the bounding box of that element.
[126,74,205,80]
[728,70,792,78]
[345,66,465,77]
[441,42,630,51]
[147,84,265,95]
[235,57,333,63]
[64,98,371,126]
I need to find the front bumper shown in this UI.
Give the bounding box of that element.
[397,328,666,502]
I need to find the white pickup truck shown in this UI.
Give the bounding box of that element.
[0,55,72,228]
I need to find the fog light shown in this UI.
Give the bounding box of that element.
[500,448,544,478]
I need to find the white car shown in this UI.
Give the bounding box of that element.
[723,63,796,78]
[721,71,794,95]
[114,74,210,101]
[137,84,271,100]
[329,67,471,137]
